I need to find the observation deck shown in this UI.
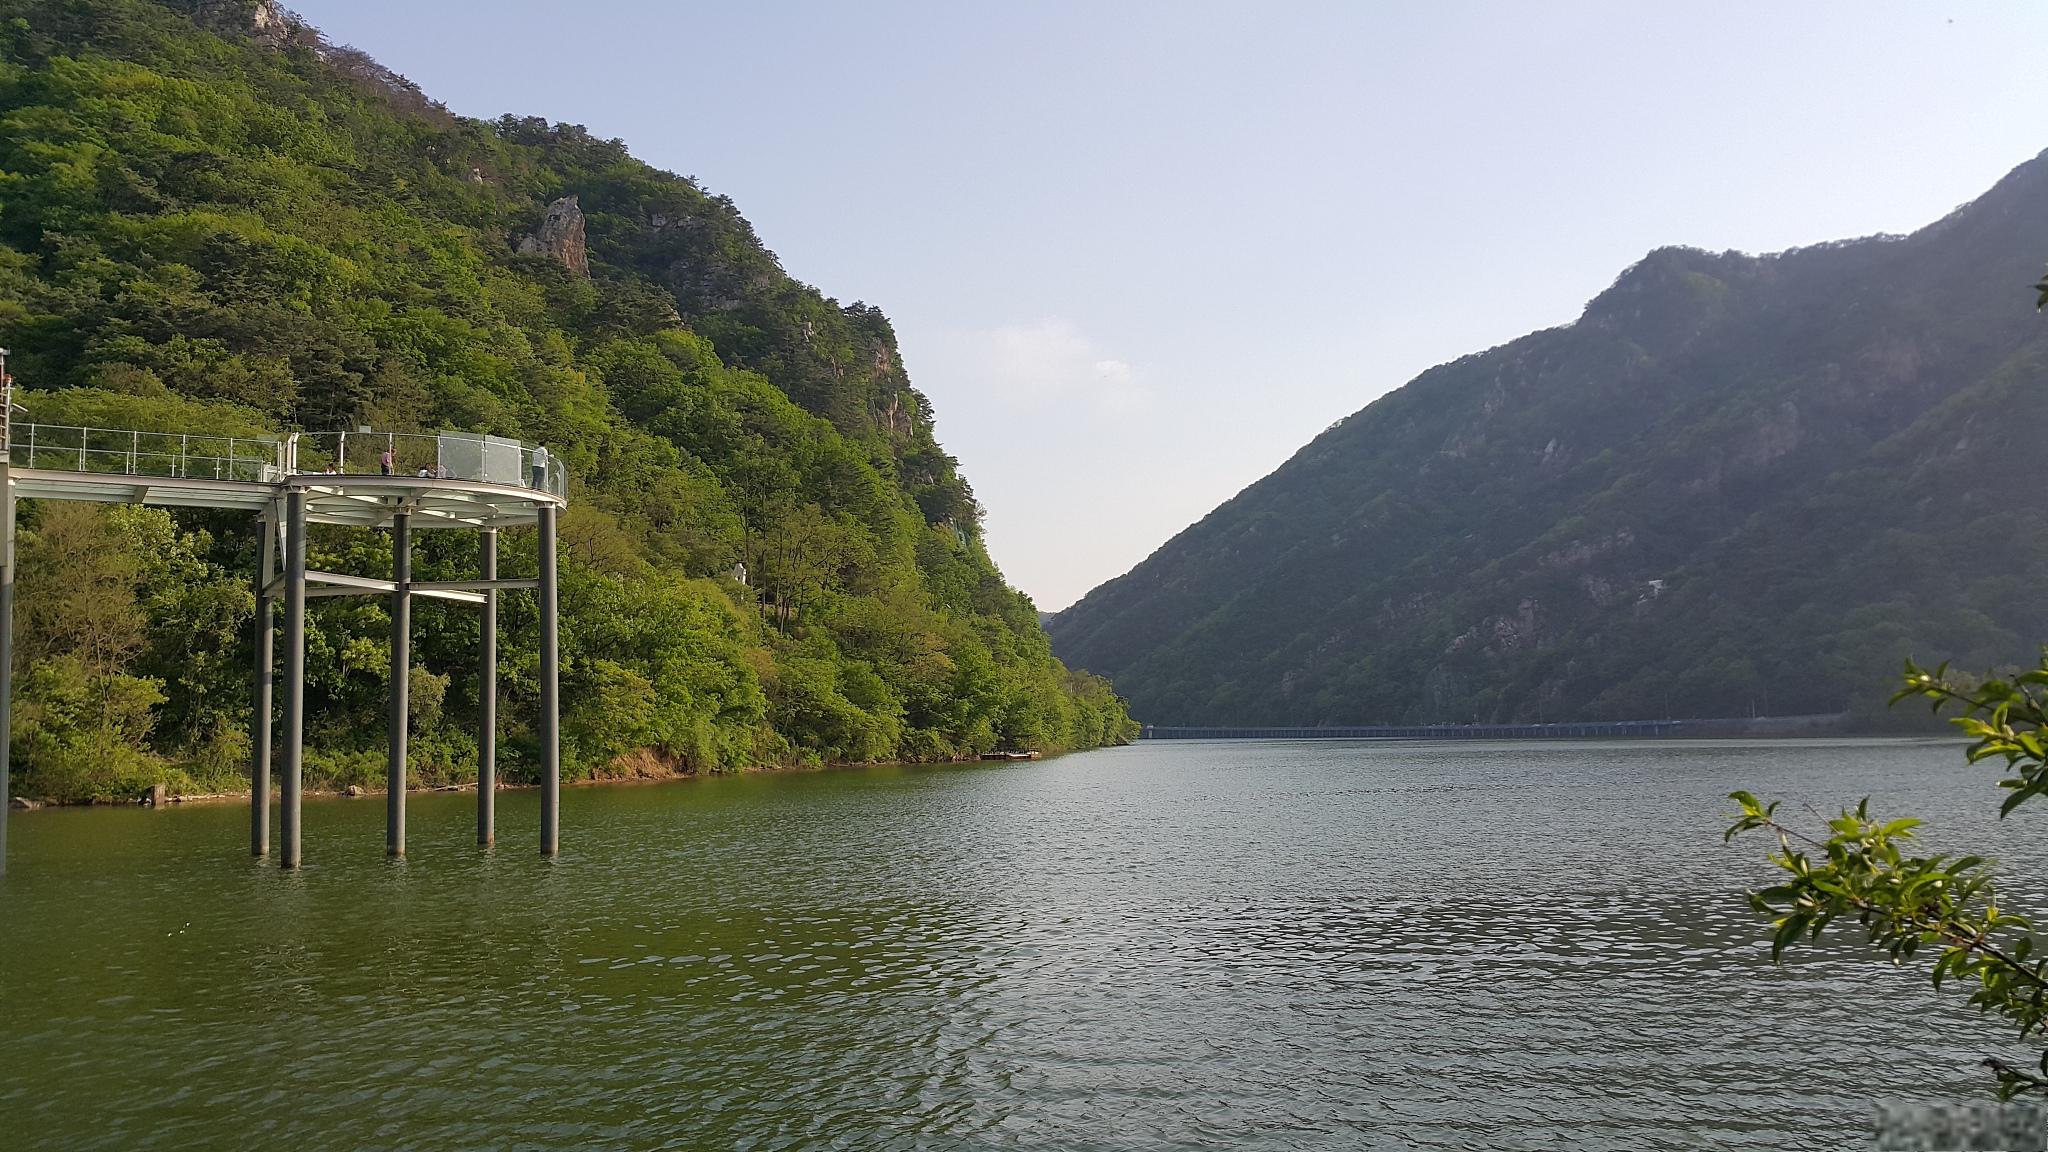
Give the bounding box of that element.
[7,425,566,528]
[0,421,571,872]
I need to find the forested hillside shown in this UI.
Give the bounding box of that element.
[0,0,1133,800]
[1052,149,2048,727]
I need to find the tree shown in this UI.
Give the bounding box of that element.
[12,502,170,798]
[1728,657,2048,1099]
[749,502,848,631]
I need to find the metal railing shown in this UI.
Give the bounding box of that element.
[7,424,285,483]
[289,431,566,498]
[0,423,567,499]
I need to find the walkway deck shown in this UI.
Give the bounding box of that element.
[8,425,565,527]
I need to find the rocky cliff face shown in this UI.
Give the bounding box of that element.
[1051,149,2048,727]
[184,0,289,46]
[518,195,590,276]
[246,0,284,44]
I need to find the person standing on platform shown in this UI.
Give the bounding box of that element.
[379,446,394,476]
[530,444,549,490]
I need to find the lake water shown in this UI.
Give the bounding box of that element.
[0,737,2040,1150]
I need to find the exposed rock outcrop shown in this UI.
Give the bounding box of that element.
[247,0,288,45]
[188,0,291,48]
[519,196,589,276]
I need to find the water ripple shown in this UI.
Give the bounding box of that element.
[0,738,2029,1149]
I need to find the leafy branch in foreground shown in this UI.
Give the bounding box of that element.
[1726,654,2048,1099]
[1726,793,2048,1096]
[1898,658,2048,817]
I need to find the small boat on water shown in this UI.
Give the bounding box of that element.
[980,750,1042,761]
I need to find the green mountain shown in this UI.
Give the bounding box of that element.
[0,0,1133,800]
[1051,150,2048,727]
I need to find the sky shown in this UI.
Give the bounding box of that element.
[289,0,2048,611]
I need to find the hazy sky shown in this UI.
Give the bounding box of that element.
[290,1,2048,610]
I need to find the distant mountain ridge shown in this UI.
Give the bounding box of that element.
[1051,150,2048,726]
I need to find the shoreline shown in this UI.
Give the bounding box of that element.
[7,747,1089,810]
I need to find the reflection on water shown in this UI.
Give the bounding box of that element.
[0,738,2036,1149]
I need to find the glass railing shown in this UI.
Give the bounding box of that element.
[1,425,567,498]
[288,432,566,498]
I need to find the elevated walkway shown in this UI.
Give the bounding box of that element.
[0,420,571,872]
[8,425,565,527]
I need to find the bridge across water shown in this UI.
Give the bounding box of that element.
[0,416,570,872]
[1141,721,1686,740]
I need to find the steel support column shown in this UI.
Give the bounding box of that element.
[537,506,559,858]
[0,473,15,875]
[251,506,275,857]
[280,488,307,869]
[477,527,496,847]
[387,512,409,857]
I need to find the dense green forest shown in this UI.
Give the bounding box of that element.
[1052,148,2048,728]
[0,0,1134,800]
